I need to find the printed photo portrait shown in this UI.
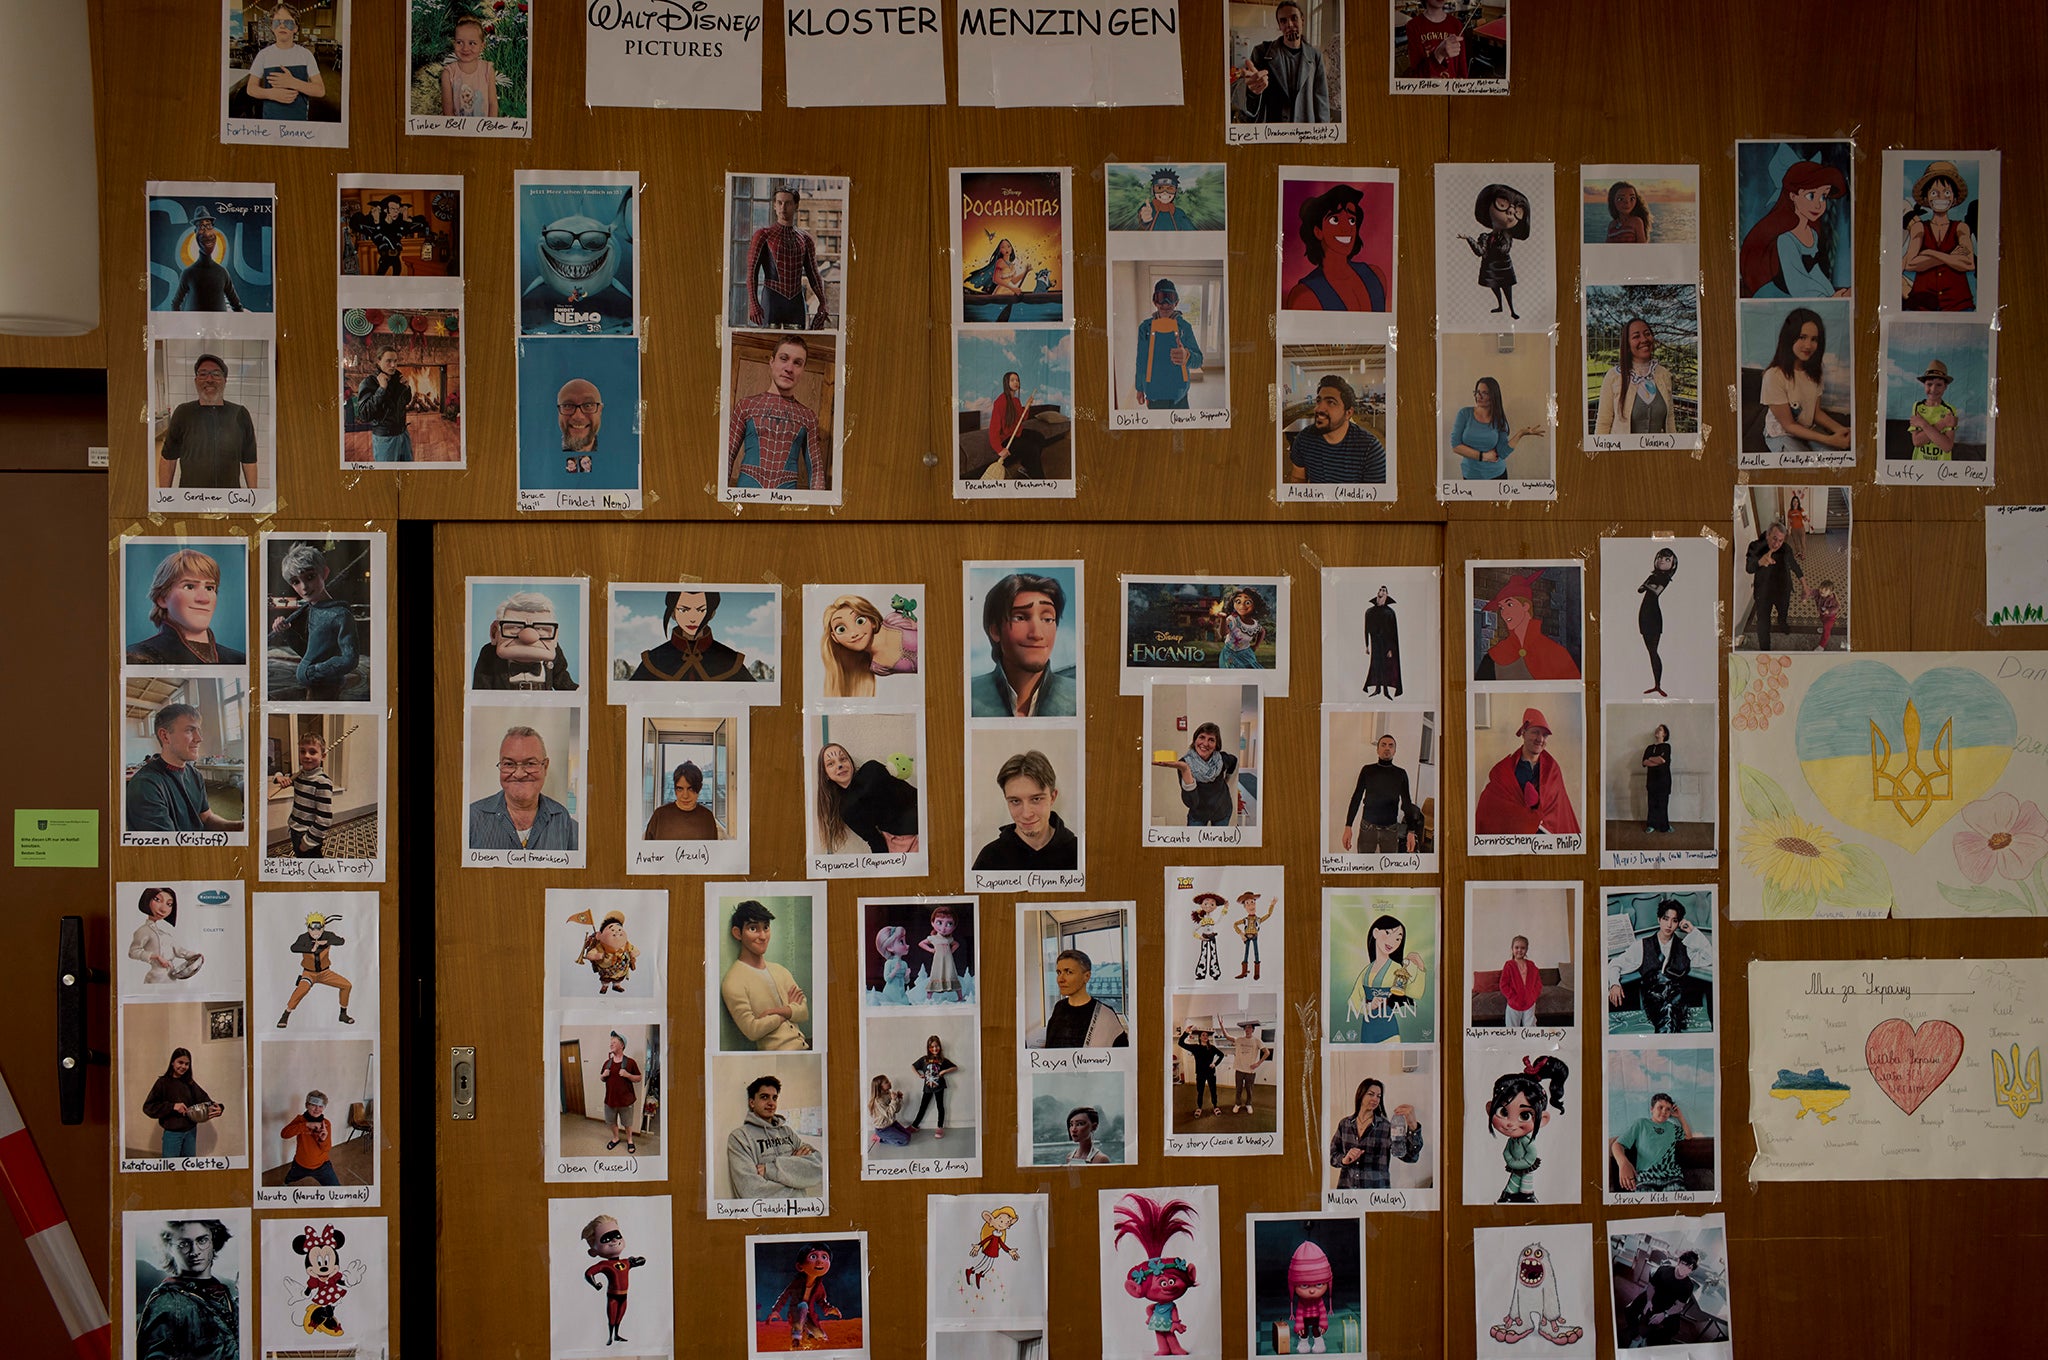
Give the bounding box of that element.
[1603,702,1718,855]
[726,329,839,496]
[964,563,1081,720]
[957,169,1069,326]
[1247,1213,1365,1356]
[1607,1216,1732,1354]
[863,1010,981,1164]
[711,886,822,1054]
[551,1020,665,1168]
[253,1036,377,1196]
[148,189,275,313]
[1892,155,1988,313]
[1583,167,1698,247]
[517,334,641,495]
[250,890,378,1036]
[1324,1048,1433,1199]
[551,888,667,1008]
[1438,331,1553,484]
[610,584,780,699]
[1107,162,1226,234]
[222,2,343,136]
[927,1194,1048,1346]
[124,537,250,670]
[957,327,1074,484]
[1323,889,1436,1046]
[805,711,927,873]
[462,704,584,860]
[545,1195,674,1355]
[1121,577,1289,693]
[125,1210,253,1360]
[260,1215,390,1354]
[746,1233,867,1358]
[806,584,923,706]
[1320,566,1442,703]
[1738,140,1853,300]
[1603,889,1717,1039]
[122,677,250,843]
[1732,485,1851,652]
[1110,260,1225,417]
[1170,990,1281,1135]
[1280,177,1394,314]
[627,708,747,874]
[967,731,1082,885]
[117,881,245,997]
[1227,2,1344,139]
[1468,690,1585,847]
[340,181,460,277]
[120,1001,248,1164]
[726,174,846,330]
[1145,682,1263,843]
[1599,537,1717,704]
[1472,1223,1596,1357]
[341,308,464,465]
[1881,319,1993,465]
[1280,345,1389,491]
[1463,1040,1579,1206]
[1585,284,1700,442]
[1465,882,1577,1031]
[1738,297,1854,459]
[1322,708,1437,863]
[466,578,585,693]
[1606,1046,1718,1199]
[863,899,977,1009]
[1436,164,1555,330]
[1018,904,1132,1050]
[151,338,274,496]
[260,712,383,875]
[263,534,378,704]
[1025,1069,1129,1167]
[709,1052,828,1209]
[1468,563,1583,684]
[407,0,531,124]
[1392,0,1509,86]
[1098,1188,1222,1360]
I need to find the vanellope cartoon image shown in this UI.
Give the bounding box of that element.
[281,1223,365,1339]
[965,1205,1021,1291]
[473,589,578,691]
[765,1243,842,1348]
[1456,184,1533,320]
[581,1214,648,1348]
[1116,1194,1201,1356]
[1489,1241,1586,1347]
[578,908,639,995]
[1487,1056,1571,1204]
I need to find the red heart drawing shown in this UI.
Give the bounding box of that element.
[1865,1018,1965,1115]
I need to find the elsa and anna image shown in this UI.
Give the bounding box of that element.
[1337,914,1429,1046]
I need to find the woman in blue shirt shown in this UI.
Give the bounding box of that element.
[1452,377,1545,479]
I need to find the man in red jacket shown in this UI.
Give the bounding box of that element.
[1475,708,1579,837]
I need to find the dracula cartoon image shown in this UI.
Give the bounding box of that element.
[1488,1241,1585,1347]
[280,1224,366,1340]
[527,190,634,320]
[472,590,579,691]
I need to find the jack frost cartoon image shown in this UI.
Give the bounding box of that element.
[1488,1241,1584,1346]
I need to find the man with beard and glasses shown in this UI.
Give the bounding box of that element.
[160,353,259,490]
[557,378,604,462]
[1290,374,1386,484]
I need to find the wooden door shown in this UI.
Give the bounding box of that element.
[561,1042,585,1119]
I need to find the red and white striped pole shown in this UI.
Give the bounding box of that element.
[0,1073,110,1359]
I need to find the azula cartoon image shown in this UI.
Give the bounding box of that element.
[282,1223,365,1339]
[1116,1193,1200,1356]
[765,1243,842,1347]
[630,590,758,683]
[473,590,578,691]
[1488,1241,1584,1346]
[581,1214,647,1347]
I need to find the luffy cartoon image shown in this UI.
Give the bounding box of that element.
[1488,1240,1585,1346]
[1115,1193,1201,1356]
[280,1223,366,1339]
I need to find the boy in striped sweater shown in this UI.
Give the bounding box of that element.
[273,731,335,857]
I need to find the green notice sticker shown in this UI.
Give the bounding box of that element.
[13,810,99,867]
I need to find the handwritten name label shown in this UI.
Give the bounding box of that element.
[634,844,712,868]
[258,1185,373,1205]
[267,855,376,881]
[122,1157,230,1173]
[1738,448,1854,469]
[1285,482,1386,503]
[1605,848,1719,869]
[973,869,1086,892]
[1146,825,1246,848]
[711,1196,826,1220]
[957,477,1067,497]
[469,848,576,869]
[868,1156,973,1177]
[410,114,529,137]
[1473,832,1582,855]
[811,851,914,875]
[1227,122,1342,145]
[1166,1132,1276,1153]
[1026,1048,1116,1072]
[1467,1026,1570,1042]
[1882,460,1991,485]
[1805,971,1915,1003]
[1319,852,1427,874]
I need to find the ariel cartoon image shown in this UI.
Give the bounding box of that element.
[1486,1056,1570,1204]
[1115,1194,1201,1356]
[1740,150,1851,299]
[818,592,919,698]
[874,925,911,1005]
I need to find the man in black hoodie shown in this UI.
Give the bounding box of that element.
[972,750,1078,872]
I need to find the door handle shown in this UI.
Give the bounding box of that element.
[56,916,108,1125]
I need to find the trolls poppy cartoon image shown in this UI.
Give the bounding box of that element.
[1116,1194,1201,1356]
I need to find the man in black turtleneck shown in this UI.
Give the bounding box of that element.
[1341,733,1421,854]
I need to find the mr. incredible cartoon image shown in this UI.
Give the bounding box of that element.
[520,185,636,335]
[471,589,578,691]
[581,1214,648,1348]
[281,1223,365,1339]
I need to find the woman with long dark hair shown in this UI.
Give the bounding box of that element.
[1758,308,1850,453]
[142,1047,222,1159]
[1329,1076,1422,1189]
[1740,159,1850,298]
[1643,724,1674,834]
[1453,376,1545,480]
[1346,914,1426,1043]
[814,742,919,855]
[1605,181,1652,243]
[1637,548,1677,696]
[1595,318,1677,436]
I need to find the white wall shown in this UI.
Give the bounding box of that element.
[1468,887,1576,975]
[1149,683,1256,824]
[1603,702,1717,822]
[1323,708,1437,845]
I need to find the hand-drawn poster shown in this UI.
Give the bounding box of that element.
[1749,959,2046,1181]
[338,173,465,470]
[1735,138,1855,470]
[1580,163,1702,454]
[1986,506,2048,628]
[1472,1223,1595,1358]
[1246,1212,1366,1356]
[1877,151,2000,486]
[1435,162,1557,501]
[1097,1186,1221,1360]
[221,0,348,147]
[586,1,763,110]
[1322,886,1440,1212]
[928,1193,1048,1355]
[1277,167,1397,503]
[957,2,1182,108]
[1729,650,2048,918]
[1605,1213,1732,1357]
[1106,163,1229,432]
[1227,3,1344,144]
[405,0,531,137]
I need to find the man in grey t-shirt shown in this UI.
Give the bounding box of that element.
[159,352,258,490]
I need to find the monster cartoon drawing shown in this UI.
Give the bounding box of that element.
[1488,1241,1585,1346]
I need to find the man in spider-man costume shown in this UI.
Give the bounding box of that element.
[745,185,829,329]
